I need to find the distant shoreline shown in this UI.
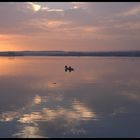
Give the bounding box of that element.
[0,51,140,57]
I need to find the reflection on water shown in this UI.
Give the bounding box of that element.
[0,57,140,138]
[34,95,42,104]
[13,126,44,138]
[18,98,96,123]
[0,94,97,138]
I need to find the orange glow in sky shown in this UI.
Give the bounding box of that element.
[0,2,140,51]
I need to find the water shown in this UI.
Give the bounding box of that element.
[0,56,140,138]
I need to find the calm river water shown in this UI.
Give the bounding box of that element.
[0,57,140,138]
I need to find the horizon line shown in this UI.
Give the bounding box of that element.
[1,50,140,52]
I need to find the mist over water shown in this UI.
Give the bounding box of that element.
[0,57,140,138]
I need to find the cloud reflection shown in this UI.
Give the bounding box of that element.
[13,126,44,138]
[18,102,96,124]
[0,94,97,138]
[17,96,97,124]
[0,111,20,122]
[33,95,42,104]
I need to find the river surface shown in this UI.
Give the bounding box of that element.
[0,57,140,138]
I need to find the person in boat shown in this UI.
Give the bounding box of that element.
[69,66,74,71]
[65,65,74,72]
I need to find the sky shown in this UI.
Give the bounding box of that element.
[0,2,140,51]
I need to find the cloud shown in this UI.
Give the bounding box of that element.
[71,2,88,9]
[120,5,140,16]
[0,2,140,51]
[27,2,41,12]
